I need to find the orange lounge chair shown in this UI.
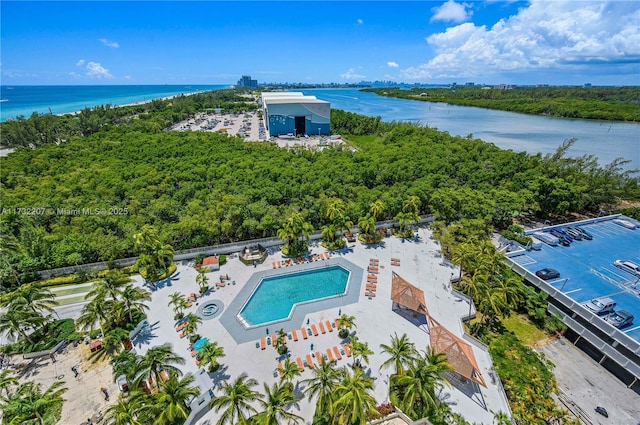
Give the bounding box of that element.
[311,324,319,336]
[277,363,284,377]
[335,319,341,328]
[305,354,315,368]
[175,323,186,332]
[260,336,266,350]
[296,357,305,371]
[186,302,193,308]
[333,346,342,360]
[179,331,187,338]
[325,320,333,332]
[292,329,299,341]
[271,334,277,346]
[191,350,199,357]
[319,322,326,334]
[366,284,376,290]
[343,344,352,357]
[217,281,226,288]
[195,359,201,366]
[316,351,324,365]
[277,261,282,268]
[326,348,335,362]
[301,327,308,339]
[272,262,277,269]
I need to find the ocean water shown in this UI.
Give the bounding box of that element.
[0,85,228,122]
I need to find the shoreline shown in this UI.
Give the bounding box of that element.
[56,90,212,117]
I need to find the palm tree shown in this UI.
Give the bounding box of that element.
[395,211,411,234]
[332,366,379,425]
[183,313,202,338]
[196,269,209,294]
[350,336,374,368]
[110,350,138,382]
[390,347,452,419]
[369,199,386,221]
[77,293,113,337]
[0,232,24,287]
[403,195,421,215]
[2,380,67,425]
[0,369,18,399]
[103,392,149,425]
[321,223,338,245]
[156,243,175,277]
[302,360,342,418]
[98,270,131,300]
[379,333,417,376]
[0,283,58,316]
[279,358,302,385]
[252,381,303,425]
[357,214,376,242]
[324,198,346,223]
[337,313,356,339]
[134,343,185,389]
[0,307,45,345]
[119,284,151,322]
[198,341,226,372]
[154,372,201,425]
[103,328,130,355]
[168,292,189,320]
[208,372,263,425]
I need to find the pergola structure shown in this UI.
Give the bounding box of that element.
[390,271,486,388]
[428,316,487,387]
[390,272,429,316]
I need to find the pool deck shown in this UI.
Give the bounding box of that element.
[136,227,512,424]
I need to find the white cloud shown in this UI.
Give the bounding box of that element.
[357,18,363,25]
[98,38,119,48]
[431,0,472,23]
[387,61,400,68]
[341,68,365,80]
[86,61,114,79]
[76,59,85,67]
[404,0,640,80]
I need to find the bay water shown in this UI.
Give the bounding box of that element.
[302,88,640,171]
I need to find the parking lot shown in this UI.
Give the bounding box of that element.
[513,217,640,342]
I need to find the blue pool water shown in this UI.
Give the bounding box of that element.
[193,338,209,351]
[517,218,640,342]
[239,266,349,326]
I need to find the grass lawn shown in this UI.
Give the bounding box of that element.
[56,294,91,306]
[501,314,550,346]
[50,284,94,297]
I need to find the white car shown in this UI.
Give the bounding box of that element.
[613,260,640,278]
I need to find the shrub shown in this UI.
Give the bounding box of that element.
[89,329,102,339]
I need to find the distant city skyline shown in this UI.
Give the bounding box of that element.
[1,1,638,86]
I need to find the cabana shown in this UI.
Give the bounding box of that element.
[389,271,486,388]
[428,316,487,387]
[390,272,429,316]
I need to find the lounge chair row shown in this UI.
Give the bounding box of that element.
[257,319,338,350]
[276,344,353,374]
[271,253,331,269]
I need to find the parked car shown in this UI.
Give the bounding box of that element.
[603,310,634,329]
[572,226,593,240]
[535,268,560,280]
[582,297,617,316]
[613,260,640,278]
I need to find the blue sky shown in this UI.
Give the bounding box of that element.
[1,1,639,85]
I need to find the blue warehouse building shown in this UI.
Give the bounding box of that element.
[261,92,331,137]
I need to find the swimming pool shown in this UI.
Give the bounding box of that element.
[239,265,349,327]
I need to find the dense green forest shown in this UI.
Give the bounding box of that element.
[365,86,640,122]
[1,100,639,283]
